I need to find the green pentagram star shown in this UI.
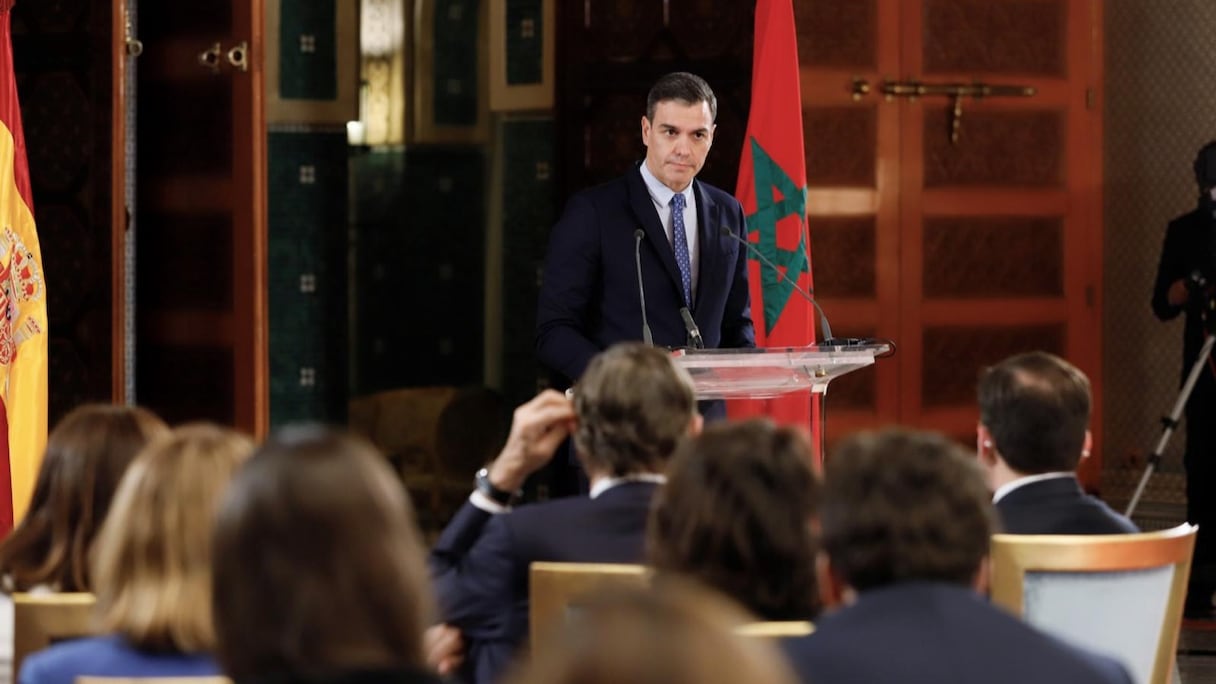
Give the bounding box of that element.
[744,137,809,334]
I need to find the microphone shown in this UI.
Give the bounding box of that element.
[634,229,654,346]
[679,307,704,349]
[719,224,840,344]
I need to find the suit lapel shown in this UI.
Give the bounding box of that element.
[693,179,719,313]
[626,166,684,294]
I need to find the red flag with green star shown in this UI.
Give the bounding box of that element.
[730,0,818,437]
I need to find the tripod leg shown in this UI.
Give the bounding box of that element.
[1126,334,1216,517]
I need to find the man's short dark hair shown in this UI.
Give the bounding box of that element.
[822,428,994,592]
[648,419,820,621]
[977,351,1090,474]
[646,72,717,122]
[573,343,696,477]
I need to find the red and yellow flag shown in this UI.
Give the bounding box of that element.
[0,0,47,533]
[731,0,818,436]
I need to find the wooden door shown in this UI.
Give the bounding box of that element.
[802,0,1103,481]
[132,1,267,435]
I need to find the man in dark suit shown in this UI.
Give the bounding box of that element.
[536,72,755,389]
[429,343,701,684]
[783,429,1132,684]
[977,351,1137,535]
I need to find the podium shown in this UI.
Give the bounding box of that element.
[671,343,891,463]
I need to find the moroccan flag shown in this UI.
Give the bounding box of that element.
[730,0,818,438]
[0,0,48,533]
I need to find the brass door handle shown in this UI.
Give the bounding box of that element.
[851,78,871,101]
[227,41,249,72]
[199,42,222,72]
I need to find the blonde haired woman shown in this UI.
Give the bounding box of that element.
[17,424,253,684]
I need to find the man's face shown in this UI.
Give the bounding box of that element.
[641,99,716,192]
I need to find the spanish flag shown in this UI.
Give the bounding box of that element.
[731,0,817,440]
[0,0,47,533]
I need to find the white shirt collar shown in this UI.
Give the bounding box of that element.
[589,473,666,499]
[639,161,693,210]
[992,471,1076,503]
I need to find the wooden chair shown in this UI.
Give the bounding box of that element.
[12,593,96,679]
[529,562,650,647]
[990,523,1196,684]
[734,621,814,638]
[76,671,232,676]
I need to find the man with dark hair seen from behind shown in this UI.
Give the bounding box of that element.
[1153,139,1216,617]
[429,343,701,684]
[536,72,754,408]
[977,351,1137,535]
[782,428,1132,684]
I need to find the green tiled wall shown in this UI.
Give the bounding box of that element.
[267,130,348,426]
[432,0,481,125]
[505,0,543,85]
[351,147,486,394]
[500,117,554,408]
[279,0,338,100]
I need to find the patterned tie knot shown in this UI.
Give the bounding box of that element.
[671,193,685,211]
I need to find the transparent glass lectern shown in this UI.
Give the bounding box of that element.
[671,343,891,462]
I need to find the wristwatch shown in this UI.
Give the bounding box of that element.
[475,467,517,505]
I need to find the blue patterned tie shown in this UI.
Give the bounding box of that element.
[671,192,692,306]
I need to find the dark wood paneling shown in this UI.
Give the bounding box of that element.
[811,216,876,298]
[921,324,1065,407]
[12,0,114,424]
[923,110,1063,187]
[923,0,1065,76]
[805,105,877,187]
[923,217,1063,298]
[797,0,877,68]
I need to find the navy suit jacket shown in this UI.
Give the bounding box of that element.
[429,482,659,684]
[782,582,1133,684]
[19,635,220,684]
[536,165,755,385]
[996,476,1139,535]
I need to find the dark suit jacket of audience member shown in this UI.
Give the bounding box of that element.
[782,582,1133,684]
[997,476,1139,535]
[429,482,659,684]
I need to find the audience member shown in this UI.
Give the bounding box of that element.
[212,426,441,684]
[648,419,819,621]
[978,351,1136,534]
[429,343,700,684]
[0,404,167,684]
[782,428,1132,684]
[504,583,797,684]
[18,423,252,684]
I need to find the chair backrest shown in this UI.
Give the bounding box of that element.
[529,562,650,647]
[989,523,1196,684]
[734,621,815,638]
[13,592,96,679]
[76,671,232,676]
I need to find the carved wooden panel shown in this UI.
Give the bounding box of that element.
[922,324,1065,407]
[923,110,1063,187]
[135,346,235,425]
[922,217,1063,298]
[805,105,877,187]
[796,0,877,69]
[581,0,664,62]
[811,216,876,298]
[668,0,753,61]
[581,91,643,187]
[923,0,1065,76]
[12,0,115,424]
